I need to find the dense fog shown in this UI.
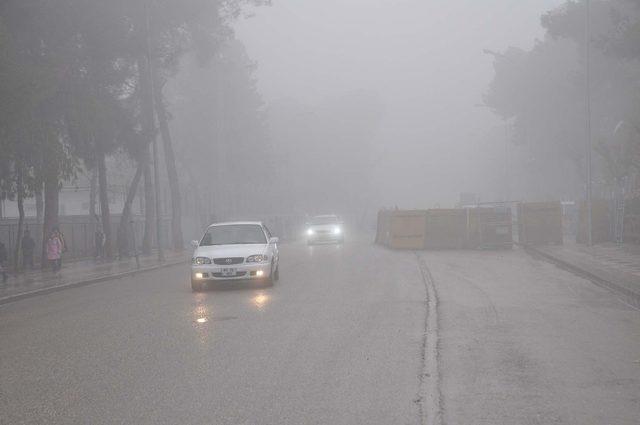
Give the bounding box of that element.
[233,0,564,209]
[2,0,640,254]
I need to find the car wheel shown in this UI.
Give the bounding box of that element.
[191,279,204,292]
[264,263,276,287]
[273,266,280,281]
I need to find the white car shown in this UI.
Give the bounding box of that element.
[305,215,344,245]
[190,221,279,291]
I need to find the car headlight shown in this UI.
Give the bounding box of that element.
[333,227,342,235]
[193,257,211,265]
[307,228,315,236]
[247,254,269,263]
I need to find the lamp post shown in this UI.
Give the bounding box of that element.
[585,0,593,246]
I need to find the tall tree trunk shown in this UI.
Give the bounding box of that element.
[141,148,154,255]
[35,182,43,224]
[138,46,158,255]
[89,167,98,219]
[41,164,59,268]
[14,166,25,271]
[97,151,112,259]
[118,163,143,257]
[153,75,183,250]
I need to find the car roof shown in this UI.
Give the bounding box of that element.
[207,221,263,228]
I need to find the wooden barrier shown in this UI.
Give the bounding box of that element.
[476,207,513,249]
[577,199,610,244]
[388,210,428,250]
[424,209,470,249]
[376,207,513,250]
[517,202,563,245]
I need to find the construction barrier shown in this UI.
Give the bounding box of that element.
[375,210,392,246]
[577,199,610,244]
[476,207,513,249]
[424,209,471,249]
[388,210,428,250]
[517,202,563,245]
[376,207,513,250]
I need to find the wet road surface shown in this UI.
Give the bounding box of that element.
[422,249,640,425]
[1,240,639,424]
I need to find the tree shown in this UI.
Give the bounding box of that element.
[484,0,640,200]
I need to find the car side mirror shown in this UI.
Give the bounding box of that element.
[190,240,199,248]
[269,237,279,244]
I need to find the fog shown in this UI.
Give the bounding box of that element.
[234,0,564,208]
[3,0,640,253]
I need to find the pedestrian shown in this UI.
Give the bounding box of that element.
[46,230,63,272]
[21,229,35,270]
[95,226,105,259]
[0,240,8,282]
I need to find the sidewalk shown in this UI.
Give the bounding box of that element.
[0,251,188,304]
[525,240,640,308]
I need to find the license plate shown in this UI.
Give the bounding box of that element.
[221,268,236,277]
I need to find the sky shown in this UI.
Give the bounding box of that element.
[234,0,566,207]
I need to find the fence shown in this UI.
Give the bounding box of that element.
[0,215,171,267]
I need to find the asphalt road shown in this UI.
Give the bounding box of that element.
[1,240,639,424]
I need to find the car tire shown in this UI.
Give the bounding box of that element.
[264,263,276,287]
[273,266,280,281]
[191,279,204,292]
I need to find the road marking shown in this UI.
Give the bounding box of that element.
[415,252,444,425]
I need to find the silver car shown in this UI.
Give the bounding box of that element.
[305,215,344,245]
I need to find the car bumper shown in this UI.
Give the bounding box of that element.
[307,234,344,243]
[191,263,272,282]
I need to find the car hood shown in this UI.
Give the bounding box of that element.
[194,244,268,259]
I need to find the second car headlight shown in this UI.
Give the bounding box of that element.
[193,257,212,265]
[247,254,269,263]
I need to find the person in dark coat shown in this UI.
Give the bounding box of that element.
[0,240,8,282]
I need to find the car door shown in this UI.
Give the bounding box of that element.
[263,225,278,266]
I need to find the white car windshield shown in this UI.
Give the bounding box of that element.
[310,216,339,225]
[200,225,266,246]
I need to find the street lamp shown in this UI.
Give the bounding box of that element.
[585,0,593,246]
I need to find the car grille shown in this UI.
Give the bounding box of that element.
[212,271,247,278]
[213,257,244,265]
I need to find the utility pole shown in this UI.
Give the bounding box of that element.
[585,0,593,246]
[505,122,511,203]
[144,0,165,261]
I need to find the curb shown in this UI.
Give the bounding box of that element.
[0,259,187,306]
[523,244,640,310]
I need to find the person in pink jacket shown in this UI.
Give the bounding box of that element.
[46,230,63,272]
